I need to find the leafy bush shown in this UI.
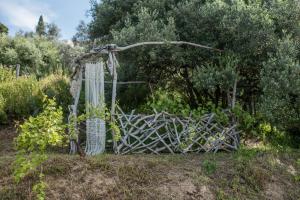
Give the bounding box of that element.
[0,68,71,122]
[143,88,192,116]
[259,36,300,145]
[15,97,65,154]
[0,65,15,82]
[0,76,43,121]
[39,74,71,114]
[14,97,66,200]
[0,34,80,78]
[192,55,239,96]
[142,88,230,125]
[258,122,298,149]
[0,94,6,121]
[233,104,258,137]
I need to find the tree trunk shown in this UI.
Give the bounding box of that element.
[182,65,198,109]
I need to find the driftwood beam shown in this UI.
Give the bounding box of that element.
[77,40,222,61]
[113,41,223,52]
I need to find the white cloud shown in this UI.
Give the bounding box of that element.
[0,0,56,31]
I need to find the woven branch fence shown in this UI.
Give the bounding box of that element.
[114,107,239,154]
[75,107,240,154]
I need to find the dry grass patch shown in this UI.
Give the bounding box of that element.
[0,134,299,200]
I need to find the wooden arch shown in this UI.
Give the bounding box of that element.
[68,41,239,155]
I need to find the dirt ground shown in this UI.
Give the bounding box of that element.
[0,125,17,155]
[0,125,299,200]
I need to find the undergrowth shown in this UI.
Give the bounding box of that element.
[0,149,299,200]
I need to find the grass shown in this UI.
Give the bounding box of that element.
[0,125,299,199]
[0,150,299,199]
[202,159,217,175]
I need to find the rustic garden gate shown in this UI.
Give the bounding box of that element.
[68,41,239,155]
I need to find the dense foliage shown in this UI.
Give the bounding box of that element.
[0,34,59,76]
[0,69,43,121]
[0,33,82,77]
[0,67,71,123]
[0,23,8,34]
[0,3,298,199]
[83,0,300,143]
[14,97,66,200]
[39,74,72,114]
[259,36,300,146]
[36,16,46,36]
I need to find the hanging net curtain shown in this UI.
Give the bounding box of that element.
[85,62,106,155]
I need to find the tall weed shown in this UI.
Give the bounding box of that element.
[39,74,71,114]
[0,77,43,121]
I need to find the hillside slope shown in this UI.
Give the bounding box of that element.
[0,126,299,200]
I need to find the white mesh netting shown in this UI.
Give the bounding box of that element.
[85,62,106,155]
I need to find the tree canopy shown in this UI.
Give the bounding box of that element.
[76,0,300,141]
[46,23,61,39]
[36,15,46,36]
[0,23,8,34]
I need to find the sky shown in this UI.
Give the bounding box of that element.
[0,0,92,39]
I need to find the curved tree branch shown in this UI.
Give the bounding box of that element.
[113,41,223,52]
[72,41,222,78]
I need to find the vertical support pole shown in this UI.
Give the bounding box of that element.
[69,67,83,154]
[231,77,239,149]
[16,64,20,78]
[231,77,237,109]
[110,52,118,153]
[111,59,117,117]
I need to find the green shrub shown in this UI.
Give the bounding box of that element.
[259,122,297,149]
[0,76,43,121]
[15,97,66,155]
[0,72,72,123]
[142,88,231,124]
[143,88,192,116]
[0,65,15,82]
[233,104,258,138]
[39,74,71,114]
[14,97,66,200]
[0,34,63,78]
[259,36,300,144]
[0,94,7,121]
[139,88,231,129]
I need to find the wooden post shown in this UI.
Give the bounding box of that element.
[16,64,20,78]
[69,67,83,154]
[231,77,237,109]
[231,77,239,149]
[111,58,117,118]
[110,52,118,153]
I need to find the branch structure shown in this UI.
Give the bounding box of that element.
[92,41,222,54]
[112,106,239,154]
[114,41,222,52]
[71,41,222,79]
[68,41,239,156]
